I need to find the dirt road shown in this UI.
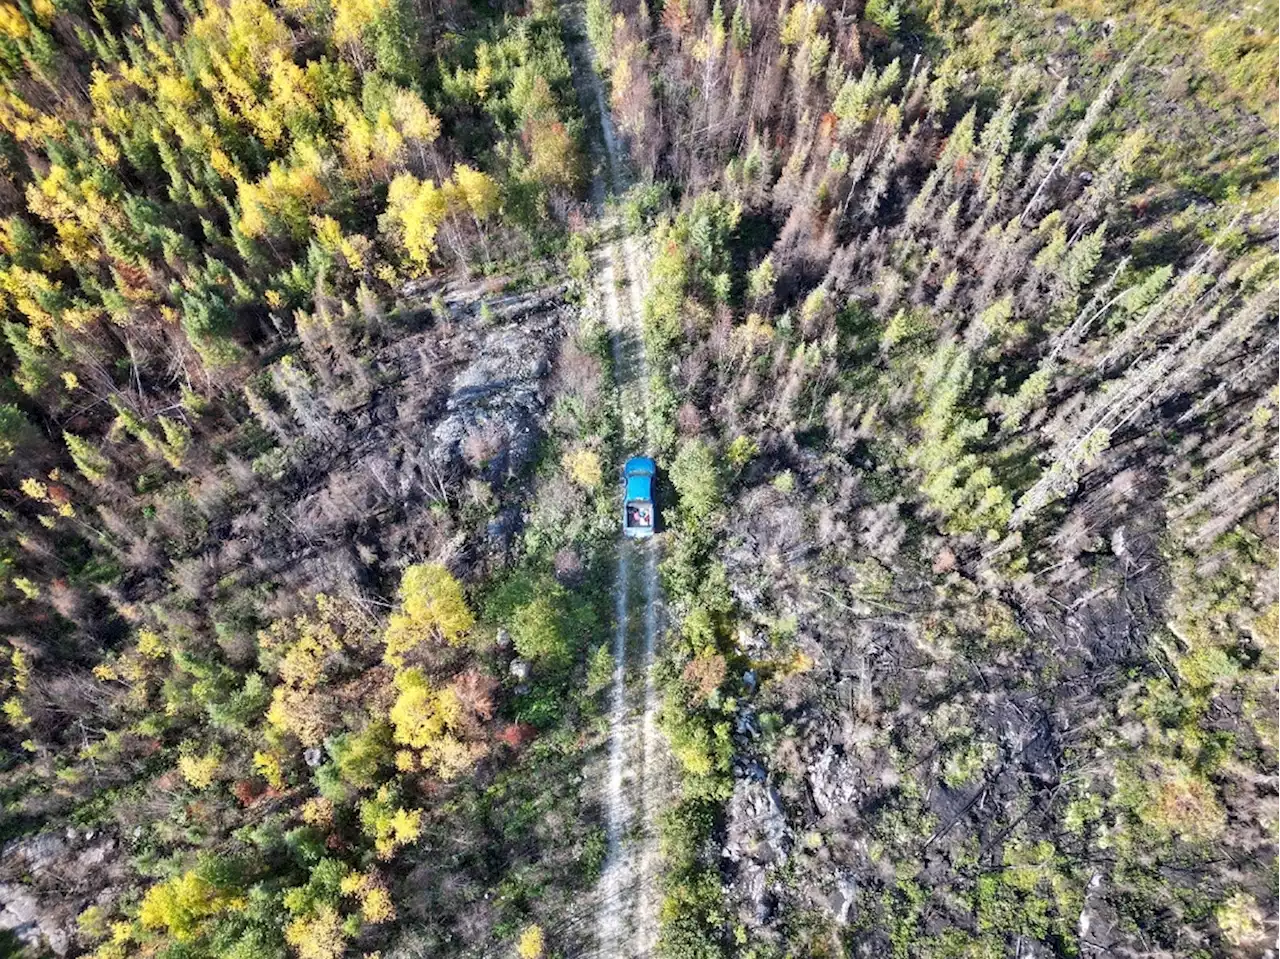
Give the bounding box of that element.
[563,9,667,957]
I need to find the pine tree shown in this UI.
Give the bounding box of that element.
[0,405,32,459]
[64,431,110,483]
[586,0,614,69]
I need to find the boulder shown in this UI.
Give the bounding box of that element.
[808,745,859,817]
[487,507,523,552]
[830,871,857,924]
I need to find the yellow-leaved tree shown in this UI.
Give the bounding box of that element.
[388,667,482,779]
[392,88,441,166]
[138,869,243,942]
[383,563,474,665]
[448,163,500,266]
[516,924,545,958]
[339,870,396,923]
[383,174,448,275]
[450,164,500,221]
[262,594,370,746]
[358,783,423,858]
[177,746,222,790]
[331,0,389,48]
[284,904,347,959]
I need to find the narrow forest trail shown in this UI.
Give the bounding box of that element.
[563,8,667,958]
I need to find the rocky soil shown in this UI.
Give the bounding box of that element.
[713,438,1276,954]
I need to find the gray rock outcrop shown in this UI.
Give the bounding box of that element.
[0,830,123,956]
[724,778,792,930]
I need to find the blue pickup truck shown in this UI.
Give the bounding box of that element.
[622,456,657,538]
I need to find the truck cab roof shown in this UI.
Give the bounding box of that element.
[625,473,651,502]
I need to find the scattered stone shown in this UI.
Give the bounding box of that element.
[754,889,777,925]
[1110,525,1130,562]
[733,758,766,782]
[831,871,857,925]
[509,659,531,682]
[1078,872,1123,957]
[736,625,767,654]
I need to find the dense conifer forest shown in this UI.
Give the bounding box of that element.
[0,0,1272,952]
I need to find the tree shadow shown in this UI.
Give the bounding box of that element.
[0,931,30,959]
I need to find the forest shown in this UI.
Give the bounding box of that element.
[0,0,1272,951]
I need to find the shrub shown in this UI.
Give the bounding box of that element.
[512,595,571,666]
[681,652,727,703]
[563,447,603,488]
[1216,891,1264,947]
[670,439,723,521]
[657,866,726,958]
[499,722,538,748]
[942,739,995,789]
[1148,762,1227,842]
[586,644,614,695]
[139,865,242,942]
[1249,604,1278,656]
[661,693,732,800]
[328,721,393,790]
[725,436,758,469]
[76,905,111,942]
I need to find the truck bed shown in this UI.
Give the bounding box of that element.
[625,502,653,530]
